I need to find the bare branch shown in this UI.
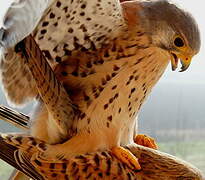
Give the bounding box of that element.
[0,105,29,130]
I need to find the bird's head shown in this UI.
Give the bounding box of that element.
[122,0,201,72]
[142,0,201,72]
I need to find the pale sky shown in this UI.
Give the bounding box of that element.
[0,0,204,84]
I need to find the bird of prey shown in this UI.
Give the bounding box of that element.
[0,0,200,178]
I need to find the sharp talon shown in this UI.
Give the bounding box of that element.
[112,146,141,170]
[134,134,158,150]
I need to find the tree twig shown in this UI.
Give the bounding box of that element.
[0,105,29,130]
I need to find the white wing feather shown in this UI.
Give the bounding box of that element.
[0,0,54,48]
[35,0,125,53]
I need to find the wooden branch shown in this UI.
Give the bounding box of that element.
[0,105,29,130]
[0,105,204,180]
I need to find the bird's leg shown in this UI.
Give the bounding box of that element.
[134,134,158,150]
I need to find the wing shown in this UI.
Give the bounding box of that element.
[15,36,76,141]
[0,49,38,106]
[0,0,54,106]
[0,0,125,106]
[34,0,125,62]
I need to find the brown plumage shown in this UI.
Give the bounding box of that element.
[0,106,204,180]
[0,132,203,180]
[0,0,201,179]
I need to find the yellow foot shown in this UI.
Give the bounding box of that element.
[134,134,158,150]
[112,146,141,170]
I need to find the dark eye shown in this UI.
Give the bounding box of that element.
[174,37,184,47]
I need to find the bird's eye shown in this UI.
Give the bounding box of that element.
[174,37,184,48]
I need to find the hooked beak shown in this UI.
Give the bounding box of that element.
[170,52,193,72]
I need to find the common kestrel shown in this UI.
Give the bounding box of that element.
[0,0,201,179]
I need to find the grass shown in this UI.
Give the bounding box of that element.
[0,141,204,178]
